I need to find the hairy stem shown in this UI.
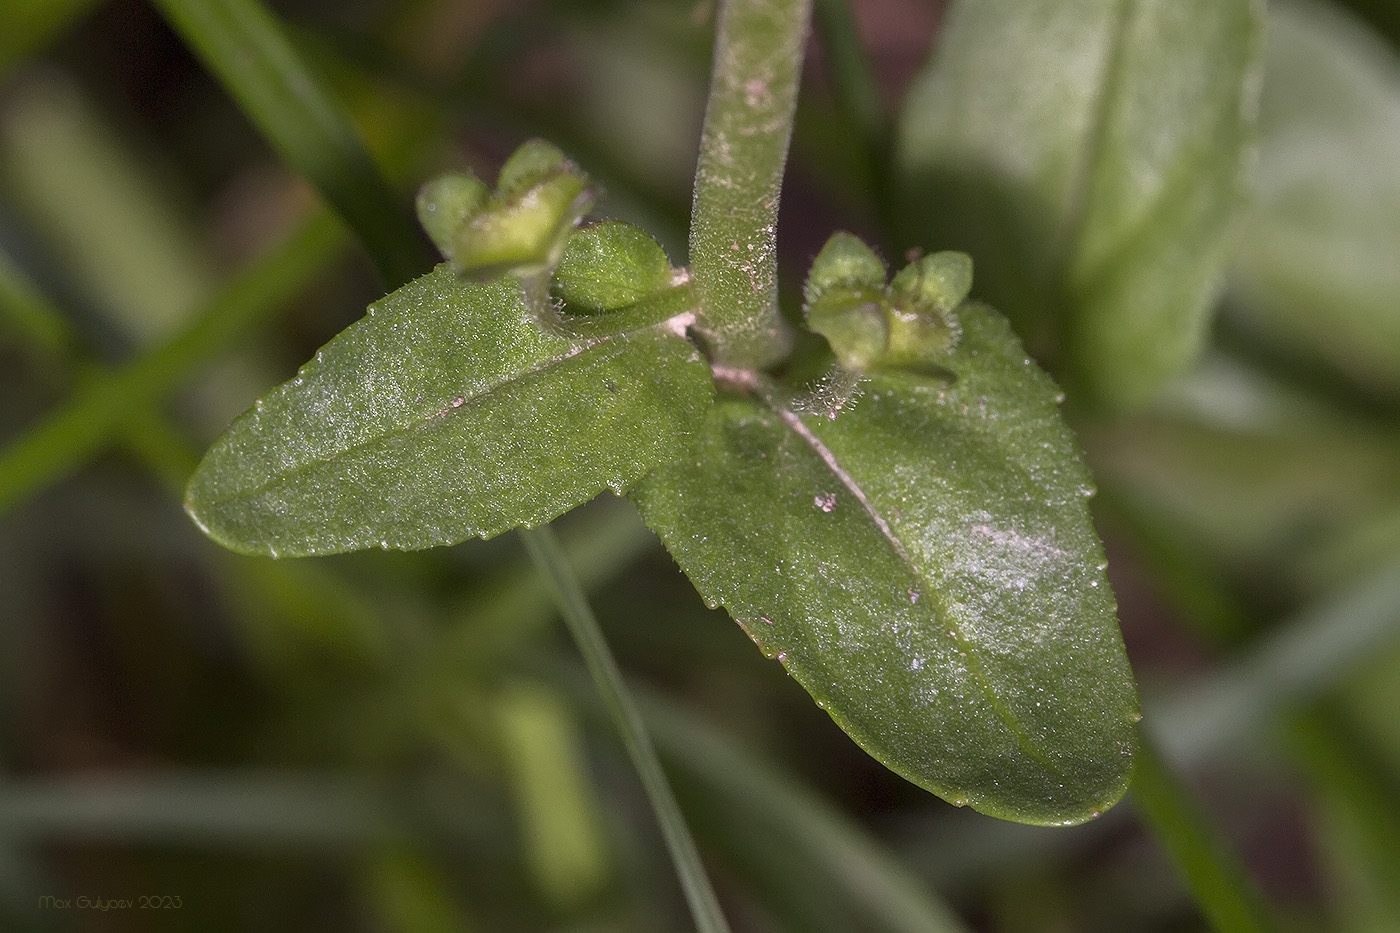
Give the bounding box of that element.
[689,0,812,369]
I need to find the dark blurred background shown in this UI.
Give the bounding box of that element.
[4,0,1400,930]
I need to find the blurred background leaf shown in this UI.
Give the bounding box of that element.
[894,0,1263,410]
[1227,0,1400,402]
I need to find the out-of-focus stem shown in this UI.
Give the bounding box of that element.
[520,526,731,933]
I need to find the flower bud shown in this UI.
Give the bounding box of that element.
[415,139,596,281]
[416,172,488,260]
[803,231,887,306]
[802,233,971,376]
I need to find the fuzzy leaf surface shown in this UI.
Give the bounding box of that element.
[632,303,1138,825]
[895,0,1262,408]
[187,266,711,557]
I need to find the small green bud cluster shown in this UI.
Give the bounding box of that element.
[803,232,971,377]
[416,139,596,281]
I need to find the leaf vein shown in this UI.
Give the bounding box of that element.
[206,325,669,507]
[771,399,1067,781]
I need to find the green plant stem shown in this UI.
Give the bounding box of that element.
[442,503,655,669]
[151,0,431,288]
[1129,734,1274,932]
[519,526,730,933]
[0,211,344,516]
[689,0,811,369]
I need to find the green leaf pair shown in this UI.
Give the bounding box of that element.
[186,146,1139,826]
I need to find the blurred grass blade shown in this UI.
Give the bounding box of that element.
[812,0,890,230]
[1129,736,1274,932]
[0,71,216,343]
[1154,558,1400,764]
[641,694,971,933]
[152,0,431,287]
[0,249,78,365]
[0,773,394,847]
[443,501,656,668]
[0,0,101,77]
[494,681,611,908]
[1287,709,1400,928]
[363,847,477,933]
[812,0,885,154]
[521,526,731,933]
[0,211,345,516]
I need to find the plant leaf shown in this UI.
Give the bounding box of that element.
[895,0,1263,409]
[1228,0,1400,399]
[631,302,1138,825]
[186,266,712,557]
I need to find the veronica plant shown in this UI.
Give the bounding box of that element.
[190,188,1137,835]
[178,0,1283,832]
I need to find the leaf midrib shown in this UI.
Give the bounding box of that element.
[201,327,654,508]
[767,395,1066,780]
